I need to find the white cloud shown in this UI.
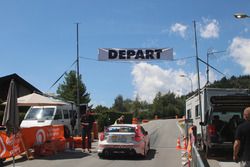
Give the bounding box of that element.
[170,23,188,38]
[208,70,217,84]
[131,63,213,103]
[176,59,186,66]
[229,37,250,74]
[200,19,219,39]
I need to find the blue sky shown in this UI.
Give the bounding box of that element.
[1,0,250,107]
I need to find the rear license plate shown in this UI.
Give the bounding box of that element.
[119,136,127,142]
[112,136,117,141]
[112,136,127,142]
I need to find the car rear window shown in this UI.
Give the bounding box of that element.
[106,126,135,133]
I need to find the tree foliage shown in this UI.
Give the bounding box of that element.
[152,92,185,118]
[112,95,131,112]
[56,70,90,104]
[209,75,250,89]
[94,75,250,123]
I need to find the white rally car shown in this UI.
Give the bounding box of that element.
[97,124,150,158]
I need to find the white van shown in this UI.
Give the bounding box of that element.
[20,103,77,137]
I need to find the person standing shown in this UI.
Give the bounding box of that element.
[81,108,95,153]
[70,112,77,136]
[233,107,250,167]
[115,115,125,124]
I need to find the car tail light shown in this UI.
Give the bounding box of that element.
[208,124,216,135]
[134,134,142,142]
[133,127,142,142]
[99,132,105,141]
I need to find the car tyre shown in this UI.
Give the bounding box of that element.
[147,142,150,153]
[103,150,110,158]
[98,153,104,159]
[140,145,147,159]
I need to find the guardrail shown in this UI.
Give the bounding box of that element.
[191,143,205,167]
[177,119,206,167]
[184,119,205,167]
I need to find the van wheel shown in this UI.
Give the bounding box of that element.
[64,126,70,138]
[201,140,206,152]
[205,145,211,158]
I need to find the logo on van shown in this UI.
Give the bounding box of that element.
[36,129,46,144]
[0,137,6,157]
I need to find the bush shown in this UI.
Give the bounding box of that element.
[97,111,133,131]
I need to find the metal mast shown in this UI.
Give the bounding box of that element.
[76,23,80,135]
[193,21,203,131]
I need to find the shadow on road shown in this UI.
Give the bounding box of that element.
[199,148,234,167]
[101,149,156,161]
[3,155,29,166]
[3,150,90,166]
[35,150,90,160]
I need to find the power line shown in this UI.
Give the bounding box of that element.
[172,56,195,61]
[47,60,77,92]
[198,57,226,77]
[49,53,186,93]
[79,55,195,63]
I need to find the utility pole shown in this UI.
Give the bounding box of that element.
[193,21,203,135]
[206,48,212,85]
[76,23,80,135]
[206,49,226,85]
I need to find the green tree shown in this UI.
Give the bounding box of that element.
[152,92,163,117]
[132,96,141,118]
[112,95,127,112]
[152,91,185,118]
[94,105,109,113]
[57,70,90,104]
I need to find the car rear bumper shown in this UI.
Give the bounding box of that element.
[209,142,233,149]
[97,143,144,155]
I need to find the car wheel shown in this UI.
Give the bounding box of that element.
[128,150,136,156]
[98,153,104,159]
[103,150,110,158]
[140,144,147,158]
[147,142,150,153]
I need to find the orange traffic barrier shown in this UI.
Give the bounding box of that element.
[176,137,182,150]
[73,136,82,148]
[132,118,138,124]
[187,138,192,160]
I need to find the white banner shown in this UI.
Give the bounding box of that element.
[98,48,173,61]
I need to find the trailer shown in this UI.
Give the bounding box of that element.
[186,87,250,156]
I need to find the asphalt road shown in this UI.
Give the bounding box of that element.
[205,148,239,167]
[4,119,183,167]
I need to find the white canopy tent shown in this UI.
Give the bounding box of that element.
[2,92,67,106]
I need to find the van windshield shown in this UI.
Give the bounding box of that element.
[24,108,55,120]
